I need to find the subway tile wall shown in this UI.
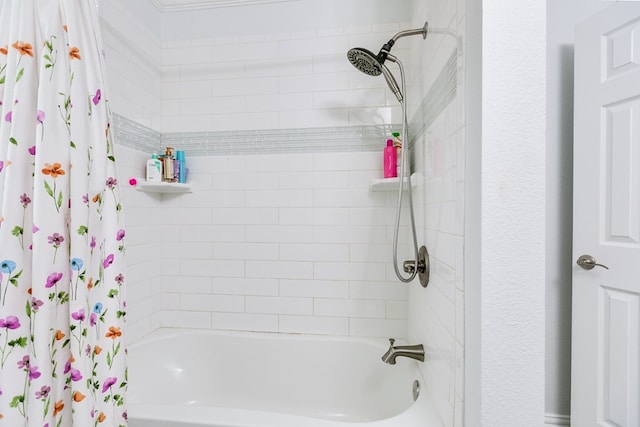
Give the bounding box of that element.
[100,3,423,343]
[406,0,466,426]
[102,6,466,424]
[116,146,410,341]
[160,24,411,133]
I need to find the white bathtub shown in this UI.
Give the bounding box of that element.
[127,329,440,427]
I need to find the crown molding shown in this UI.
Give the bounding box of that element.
[149,0,298,12]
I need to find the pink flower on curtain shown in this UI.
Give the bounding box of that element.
[92,89,101,105]
[102,254,114,269]
[45,272,62,288]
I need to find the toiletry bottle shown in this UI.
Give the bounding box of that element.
[175,150,186,183]
[392,132,402,177]
[384,139,397,178]
[162,147,175,182]
[146,153,162,182]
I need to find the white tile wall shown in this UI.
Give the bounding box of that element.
[117,149,410,338]
[405,0,466,425]
[105,2,467,425]
[159,25,407,133]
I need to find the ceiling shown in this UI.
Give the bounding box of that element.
[149,0,299,12]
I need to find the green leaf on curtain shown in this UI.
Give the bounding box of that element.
[0,76,5,84]
[70,140,76,148]
[57,191,63,209]
[108,155,115,162]
[25,299,31,316]
[107,289,118,298]
[116,310,126,319]
[11,226,23,236]
[9,337,27,348]
[15,68,24,82]
[44,181,54,197]
[106,353,112,366]
[9,395,24,408]
[10,269,23,286]
[9,137,17,145]
[77,225,88,236]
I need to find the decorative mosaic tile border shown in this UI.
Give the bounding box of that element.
[408,50,458,145]
[111,51,456,157]
[112,114,161,152]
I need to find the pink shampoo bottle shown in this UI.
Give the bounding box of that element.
[383,139,397,178]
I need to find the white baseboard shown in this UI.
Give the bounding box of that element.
[545,413,570,426]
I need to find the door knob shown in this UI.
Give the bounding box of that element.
[576,254,609,270]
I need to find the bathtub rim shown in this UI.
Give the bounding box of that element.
[128,327,408,350]
[127,328,440,426]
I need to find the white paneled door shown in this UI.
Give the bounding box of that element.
[572,3,640,426]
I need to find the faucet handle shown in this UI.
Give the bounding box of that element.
[388,338,395,346]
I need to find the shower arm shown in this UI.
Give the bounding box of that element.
[392,22,428,43]
[379,22,429,56]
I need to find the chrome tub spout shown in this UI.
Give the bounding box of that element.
[381,338,425,365]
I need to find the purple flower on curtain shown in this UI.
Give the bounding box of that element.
[106,177,117,189]
[45,272,63,288]
[103,254,114,269]
[0,160,4,172]
[0,316,20,329]
[63,360,70,374]
[70,368,82,381]
[28,365,42,380]
[70,258,83,271]
[36,109,45,124]
[32,224,39,233]
[17,355,30,368]
[35,385,50,400]
[28,145,36,155]
[47,233,64,247]
[92,89,101,105]
[101,377,117,393]
[4,111,12,122]
[116,229,125,241]
[71,309,85,322]
[20,193,31,207]
[90,236,96,249]
[30,297,43,312]
[89,313,97,327]
[82,194,89,204]
[115,274,124,285]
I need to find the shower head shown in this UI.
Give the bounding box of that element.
[347,47,383,76]
[347,21,428,76]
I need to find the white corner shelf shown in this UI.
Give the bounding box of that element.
[369,173,421,192]
[136,181,193,194]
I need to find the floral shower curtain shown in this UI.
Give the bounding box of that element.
[0,1,127,425]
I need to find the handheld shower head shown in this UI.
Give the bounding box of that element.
[347,47,383,76]
[347,22,428,100]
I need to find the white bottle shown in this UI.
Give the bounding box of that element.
[146,154,162,182]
